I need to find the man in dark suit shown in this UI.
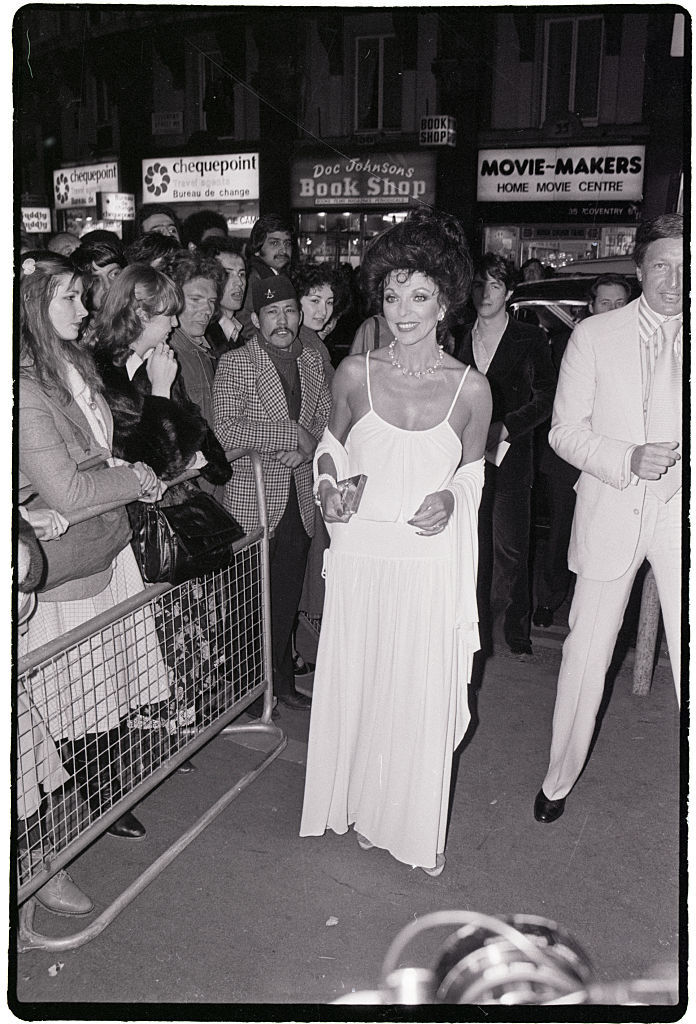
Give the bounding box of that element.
[214,275,331,712]
[454,254,556,656]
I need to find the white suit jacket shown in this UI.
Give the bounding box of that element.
[549,299,656,581]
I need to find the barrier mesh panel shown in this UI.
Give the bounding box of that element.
[16,541,264,901]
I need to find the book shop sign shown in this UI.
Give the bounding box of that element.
[291,153,436,208]
[477,146,645,202]
[53,161,119,209]
[141,153,259,203]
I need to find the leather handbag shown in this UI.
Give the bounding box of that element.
[130,483,245,585]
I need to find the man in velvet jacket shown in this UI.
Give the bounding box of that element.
[213,275,331,713]
[454,254,556,656]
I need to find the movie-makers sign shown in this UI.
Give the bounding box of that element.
[291,153,436,208]
[53,161,119,209]
[141,153,259,203]
[477,146,645,202]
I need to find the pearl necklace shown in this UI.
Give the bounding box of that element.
[389,338,444,378]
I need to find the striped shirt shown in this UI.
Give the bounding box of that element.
[637,295,683,421]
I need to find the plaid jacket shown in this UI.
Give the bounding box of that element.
[213,336,332,535]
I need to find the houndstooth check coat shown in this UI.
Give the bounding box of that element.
[213,335,332,535]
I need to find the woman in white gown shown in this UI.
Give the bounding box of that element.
[300,209,492,875]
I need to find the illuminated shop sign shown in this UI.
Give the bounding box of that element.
[291,153,436,208]
[22,207,52,233]
[477,146,645,202]
[53,161,119,209]
[98,192,136,220]
[141,153,259,203]
[419,115,456,147]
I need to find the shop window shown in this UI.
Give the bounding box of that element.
[542,16,603,125]
[200,51,235,138]
[354,35,402,132]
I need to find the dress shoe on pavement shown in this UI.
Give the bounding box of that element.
[534,789,566,823]
[35,870,93,916]
[177,758,196,773]
[278,692,312,710]
[420,854,446,877]
[107,810,147,840]
[507,636,533,656]
[532,605,554,628]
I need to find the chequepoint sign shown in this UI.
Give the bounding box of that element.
[141,153,259,203]
[477,146,645,202]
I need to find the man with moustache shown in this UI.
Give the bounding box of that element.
[534,214,683,824]
[214,276,331,713]
[239,214,295,339]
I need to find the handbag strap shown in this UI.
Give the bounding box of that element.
[372,315,381,351]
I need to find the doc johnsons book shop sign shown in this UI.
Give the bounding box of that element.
[290,152,437,208]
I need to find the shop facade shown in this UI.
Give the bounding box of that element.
[475,144,644,270]
[290,151,437,267]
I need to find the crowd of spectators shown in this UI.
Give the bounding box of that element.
[16,201,639,905]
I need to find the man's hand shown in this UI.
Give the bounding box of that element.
[297,424,318,458]
[630,441,680,480]
[275,450,305,468]
[486,420,509,451]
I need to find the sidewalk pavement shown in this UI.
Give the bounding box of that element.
[11,627,681,1012]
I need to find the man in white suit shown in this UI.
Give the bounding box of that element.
[534,214,683,823]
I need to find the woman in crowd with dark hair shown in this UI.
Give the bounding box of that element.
[89,263,232,737]
[125,231,182,269]
[292,261,340,385]
[300,208,492,876]
[18,252,168,842]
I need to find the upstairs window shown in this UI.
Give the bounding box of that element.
[542,16,603,124]
[200,52,235,138]
[355,35,402,132]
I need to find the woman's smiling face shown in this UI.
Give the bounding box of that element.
[382,270,442,345]
[300,284,334,333]
[48,274,88,340]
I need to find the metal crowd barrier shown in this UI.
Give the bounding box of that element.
[15,449,286,951]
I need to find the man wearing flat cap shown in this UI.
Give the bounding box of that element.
[214,275,332,712]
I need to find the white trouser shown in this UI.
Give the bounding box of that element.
[542,491,681,801]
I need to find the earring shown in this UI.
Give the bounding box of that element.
[438,310,445,322]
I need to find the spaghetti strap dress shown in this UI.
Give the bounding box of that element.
[300,353,475,870]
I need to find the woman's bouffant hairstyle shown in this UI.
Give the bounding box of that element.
[89,264,183,367]
[19,251,101,405]
[360,207,473,332]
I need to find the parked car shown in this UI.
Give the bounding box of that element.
[508,274,640,334]
[553,254,636,277]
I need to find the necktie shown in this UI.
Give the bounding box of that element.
[647,319,682,502]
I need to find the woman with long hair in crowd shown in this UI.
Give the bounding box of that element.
[18,251,168,849]
[89,263,233,738]
[300,208,492,876]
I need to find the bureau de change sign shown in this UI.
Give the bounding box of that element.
[141,153,259,203]
[477,146,645,202]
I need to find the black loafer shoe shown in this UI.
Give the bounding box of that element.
[534,789,566,823]
[507,637,533,656]
[178,758,196,773]
[277,692,312,710]
[532,605,554,628]
[107,810,147,840]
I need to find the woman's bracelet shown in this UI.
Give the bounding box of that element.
[313,473,338,506]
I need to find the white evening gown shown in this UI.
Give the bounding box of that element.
[300,354,480,870]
